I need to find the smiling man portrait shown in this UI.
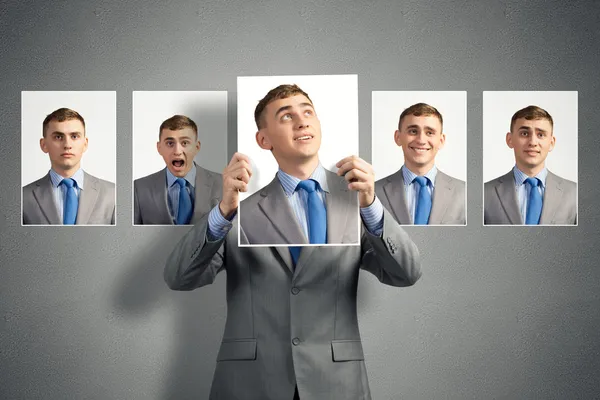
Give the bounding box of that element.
[375,102,466,225]
[133,114,222,225]
[484,105,577,225]
[22,107,116,225]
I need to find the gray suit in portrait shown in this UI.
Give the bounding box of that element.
[484,170,577,225]
[164,205,421,399]
[22,171,115,225]
[239,169,359,245]
[133,164,222,225]
[375,168,466,225]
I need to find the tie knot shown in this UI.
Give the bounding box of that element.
[413,176,428,187]
[176,178,187,188]
[296,179,318,193]
[525,177,540,188]
[61,178,76,189]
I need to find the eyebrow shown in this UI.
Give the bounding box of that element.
[274,102,314,117]
[405,124,438,132]
[163,136,193,141]
[518,126,548,133]
[50,131,83,136]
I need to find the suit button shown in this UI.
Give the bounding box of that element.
[292,337,300,346]
[291,287,300,295]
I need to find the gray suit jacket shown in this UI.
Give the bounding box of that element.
[375,168,466,225]
[164,207,421,400]
[484,170,577,225]
[239,169,359,245]
[133,164,222,225]
[22,171,115,225]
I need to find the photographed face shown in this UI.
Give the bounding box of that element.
[256,94,322,165]
[157,127,200,177]
[394,114,445,172]
[40,119,88,175]
[506,118,555,172]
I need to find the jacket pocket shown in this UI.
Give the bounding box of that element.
[331,339,364,361]
[217,339,257,361]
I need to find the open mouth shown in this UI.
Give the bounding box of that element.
[294,135,314,141]
[410,147,431,153]
[172,159,185,168]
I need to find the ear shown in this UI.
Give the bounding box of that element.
[549,134,556,152]
[256,130,272,150]
[83,136,89,153]
[195,140,201,152]
[505,132,514,149]
[439,132,446,149]
[156,141,162,155]
[40,137,49,153]
[393,130,402,147]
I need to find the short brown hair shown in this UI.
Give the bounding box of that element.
[398,103,443,131]
[159,115,198,139]
[254,84,313,129]
[42,108,85,137]
[510,105,553,131]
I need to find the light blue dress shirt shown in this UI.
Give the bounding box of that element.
[166,166,196,224]
[401,165,437,223]
[49,168,84,223]
[513,165,547,224]
[207,163,384,241]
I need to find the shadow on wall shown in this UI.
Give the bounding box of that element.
[113,227,226,399]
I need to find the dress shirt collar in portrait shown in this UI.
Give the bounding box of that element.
[166,163,197,189]
[512,165,548,188]
[401,164,438,188]
[277,162,330,197]
[50,168,85,190]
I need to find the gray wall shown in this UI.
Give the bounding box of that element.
[2,1,599,399]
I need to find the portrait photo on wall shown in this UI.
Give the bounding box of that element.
[21,91,117,226]
[483,91,578,226]
[236,74,360,247]
[132,91,228,226]
[372,91,467,226]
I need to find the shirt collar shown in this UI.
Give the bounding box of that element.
[401,165,437,188]
[512,165,548,188]
[166,163,197,188]
[50,168,85,189]
[277,162,329,197]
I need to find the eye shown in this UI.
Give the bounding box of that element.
[304,109,313,116]
[71,134,79,140]
[53,134,62,140]
[181,140,190,147]
[166,141,174,147]
[281,113,292,121]
[426,131,434,136]
[408,129,417,135]
[520,131,529,137]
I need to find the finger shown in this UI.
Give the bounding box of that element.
[337,158,371,177]
[226,177,248,192]
[335,155,358,169]
[228,152,250,167]
[229,166,251,184]
[344,169,371,184]
[232,159,253,177]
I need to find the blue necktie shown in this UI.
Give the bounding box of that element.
[525,177,542,225]
[413,176,431,225]
[61,178,78,225]
[175,178,193,225]
[289,179,327,266]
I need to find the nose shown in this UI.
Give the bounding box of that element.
[173,142,183,154]
[296,114,310,130]
[63,136,73,149]
[416,131,427,143]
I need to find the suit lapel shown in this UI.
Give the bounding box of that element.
[192,164,216,221]
[153,169,174,224]
[273,247,294,274]
[540,171,563,224]
[382,170,411,224]
[293,245,316,278]
[324,169,352,243]
[429,171,453,224]
[32,173,60,224]
[495,171,522,224]
[257,177,307,244]
[76,172,99,224]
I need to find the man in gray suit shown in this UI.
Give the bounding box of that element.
[484,105,577,225]
[375,103,466,225]
[22,108,115,225]
[133,115,222,225]
[164,84,422,399]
